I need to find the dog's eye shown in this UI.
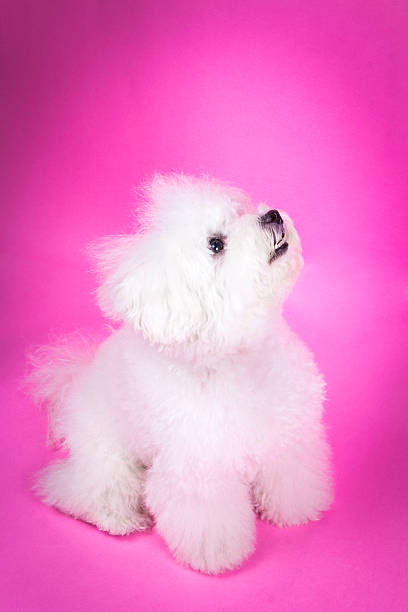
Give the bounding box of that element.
[209,237,224,254]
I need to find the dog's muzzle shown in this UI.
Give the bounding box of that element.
[259,209,289,262]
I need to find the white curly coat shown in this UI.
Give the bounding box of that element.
[28,174,333,574]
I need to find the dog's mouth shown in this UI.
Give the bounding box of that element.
[268,239,289,264]
[265,224,288,264]
[258,210,290,265]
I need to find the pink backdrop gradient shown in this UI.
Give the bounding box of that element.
[1,1,407,610]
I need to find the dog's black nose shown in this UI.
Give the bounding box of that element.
[260,209,283,225]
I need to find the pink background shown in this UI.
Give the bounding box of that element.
[1,1,407,610]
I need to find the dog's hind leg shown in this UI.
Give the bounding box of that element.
[29,335,151,535]
[33,373,150,534]
[34,450,151,535]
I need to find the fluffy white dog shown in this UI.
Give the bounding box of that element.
[28,174,333,574]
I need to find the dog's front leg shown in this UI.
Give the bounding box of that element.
[145,454,255,574]
[253,427,333,527]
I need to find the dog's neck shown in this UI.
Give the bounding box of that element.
[141,309,286,371]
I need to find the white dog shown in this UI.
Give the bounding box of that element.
[28,174,333,574]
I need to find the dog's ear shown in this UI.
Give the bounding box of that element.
[90,235,147,324]
[90,234,207,345]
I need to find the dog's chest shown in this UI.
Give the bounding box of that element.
[139,353,279,466]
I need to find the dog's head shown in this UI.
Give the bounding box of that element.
[93,174,302,352]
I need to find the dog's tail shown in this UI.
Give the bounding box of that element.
[24,332,95,446]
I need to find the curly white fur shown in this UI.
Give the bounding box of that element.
[27,174,333,574]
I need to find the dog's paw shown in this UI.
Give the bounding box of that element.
[253,477,333,527]
[93,510,153,536]
[180,527,255,574]
[156,502,255,574]
[256,502,324,527]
